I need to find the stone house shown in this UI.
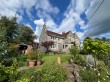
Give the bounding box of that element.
[39,23,80,53]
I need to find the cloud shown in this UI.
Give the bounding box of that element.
[55,0,92,33]
[35,0,59,14]
[34,19,44,26]
[0,0,37,22]
[25,24,33,30]
[84,0,110,37]
[34,0,94,42]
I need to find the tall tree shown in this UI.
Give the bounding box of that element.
[0,16,18,43]
[16,24,35,44]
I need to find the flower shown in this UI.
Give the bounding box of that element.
[103,78,105,80]
[84,67,86,69]
[94,68,97,71]
[98,80,100,82]
[106,75,109,78]
[98,73,100,76]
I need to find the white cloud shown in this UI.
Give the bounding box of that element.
[25,24,33,30]
[34,19,44,26]
[77,32,84,39]
[35,0,59,14]
[84,0,110,37]
[0,0,37,22]
[34,0,94,41]
[55,0,91,35]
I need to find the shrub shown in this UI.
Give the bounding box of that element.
[0,58,18,82]
[80,69,97,82]
[17,63,68,82]
[17,67,40,82]
[69,44,79,60]
[27,50,37,60]
[41,63,67,82]
[17,55,27,67]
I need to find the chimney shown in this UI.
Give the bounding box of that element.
[43,22,46,30]
[62,32,65,34]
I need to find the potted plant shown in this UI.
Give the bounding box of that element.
[27,50,37,67]
[36,52,43,65]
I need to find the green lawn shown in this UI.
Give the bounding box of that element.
[42,54,71,64]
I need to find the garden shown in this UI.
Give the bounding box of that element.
[0,16,110,82]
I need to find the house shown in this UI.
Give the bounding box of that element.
[39,23,80,53]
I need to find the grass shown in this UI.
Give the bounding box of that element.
[42,54,71,64]
[17,54,71,67]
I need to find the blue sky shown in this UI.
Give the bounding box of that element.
[0,0,110,42]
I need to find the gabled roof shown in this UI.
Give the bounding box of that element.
[46,30,71,38]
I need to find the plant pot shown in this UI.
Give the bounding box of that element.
[37,60,42,65]
[28,60,36,67]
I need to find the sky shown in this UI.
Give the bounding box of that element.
[0,0,110,42]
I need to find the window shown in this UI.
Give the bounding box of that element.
[63,45,65,49]
[51,36,56,40]
[51,44,57,48]
[63,45,68,49]
[65,45,68,48]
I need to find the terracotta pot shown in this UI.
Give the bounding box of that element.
[37,60,42,65]
[28,60,36,67]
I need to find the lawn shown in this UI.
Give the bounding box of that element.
[17,54,71,67]
[42,54,71,64]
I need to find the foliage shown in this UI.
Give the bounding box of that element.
[69,43,79,61]
[0,16,35,44]
[41,41,54,53]
[37,52,43,60]
[83,38,110,67]
[27,50,38,60]
[0,58,19,82]
[80,68,97,82]
[17,67,41,82]
[18,63,67,82]
[16,77,30,82]
[0,16,18,43]
[41,63,67,82]
[16,24,36,44]
[17,55,28,67]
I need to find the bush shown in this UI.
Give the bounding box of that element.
[80,69,97,82]
[17,63,68,82]
[17,55,27,67]
[17,67,40,82]
[0,58,18,82]
[41,63,67,82]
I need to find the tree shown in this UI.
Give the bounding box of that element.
[83,38,109,67]
[16,24,35,44]
[0,16,18,43]
[41,41,54,53]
